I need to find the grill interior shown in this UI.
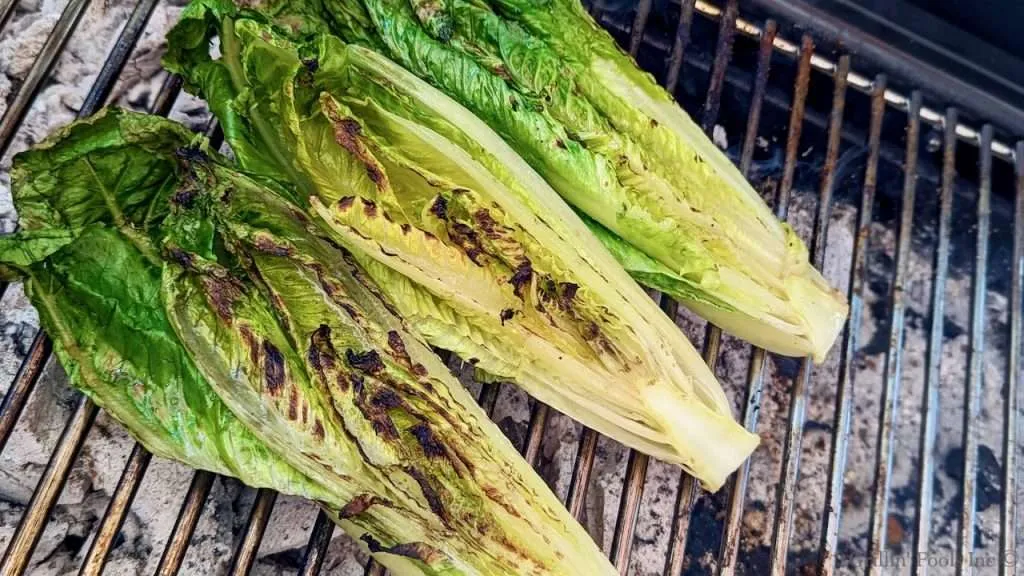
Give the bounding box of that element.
[0,0,1021,574]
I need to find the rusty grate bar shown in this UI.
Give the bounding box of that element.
[0,334,51,453]
[565,428,599,520]
[866,89,923,576]
[0,396,97,574]
[0,0,16,34]
[716,23,779,576]
[155,471,216,576]
[665,474,698,576]
[79,444,153,575]
[627,0,652,57]
[958,124,994,574]
[299,510,335,576]
[0,0,90,158]
[700,0,738,132]
[1004,141,1024,576]
[770,38,848,576]
[523,404,550,467]
[911,106,957,576]
[738,19,777,176]
[610,450,649,573]
[663,0,696,95]
[230,489,278,575]
[690,1,1016,162]
[765,33,814,575]
[819,73,888,576]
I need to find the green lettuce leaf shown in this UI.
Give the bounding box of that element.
[165,6,760,491]
[5,109,615,575]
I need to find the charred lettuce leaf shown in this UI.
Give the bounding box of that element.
[238,0,847,361]
[2,109,614,575]
[164,6,759,491]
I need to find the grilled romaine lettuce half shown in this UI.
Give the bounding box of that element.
[0,108,615,575]
[165,1,760,490]
[248,0,846,361]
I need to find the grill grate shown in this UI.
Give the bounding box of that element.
[0,0,1021,574]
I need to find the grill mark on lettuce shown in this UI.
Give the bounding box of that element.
[359,534,448,567]
[429,195,448,220]
[345,349,385,374]
[404,466,450,526]
[239,325,261,368]
[199,275,242,323]
[509,260,532,298]
[323,97,389,193]
[447,221,486,265]
[408,422,445,458]
[386,330,410,363]
[288,385,299,420]
[251,233,293,256]
[500,308,515,325]
[482,485,521,519]
[262,340,286,394]
[363,199,378,218]
[308,324,354,393]
[339,494,390,519]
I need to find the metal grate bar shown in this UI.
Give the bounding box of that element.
[477,382,501,416]
[155,470,215,576]
[627,0,652,57]
[0,335,51,453]
[958,124,994,574]
[774,35,813,220]
[911,106,958,575]
[716,24,779,576]
[0,0,17,35]
[867,89,923,576]
[0,396,97,574]
[664,475,698,576]
[700,0,738,132]
[662,304,719,576]
[299,510,335,576]
[1002,141,1024,576]
[522,404,550,467]
[565,428,599,520]
[79,0,159,114]
[770,40,848,576]
[79,444,152,575]
[229,489,277,575]
[819,73,888,576]
[719,350,767,576]
[663,0,696,95]
[0,0,90,158]
[738,19,777,176]
[765,33,814,575]
[609,450,649,573]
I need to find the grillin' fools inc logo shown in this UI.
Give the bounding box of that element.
[873,550,1017,569]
